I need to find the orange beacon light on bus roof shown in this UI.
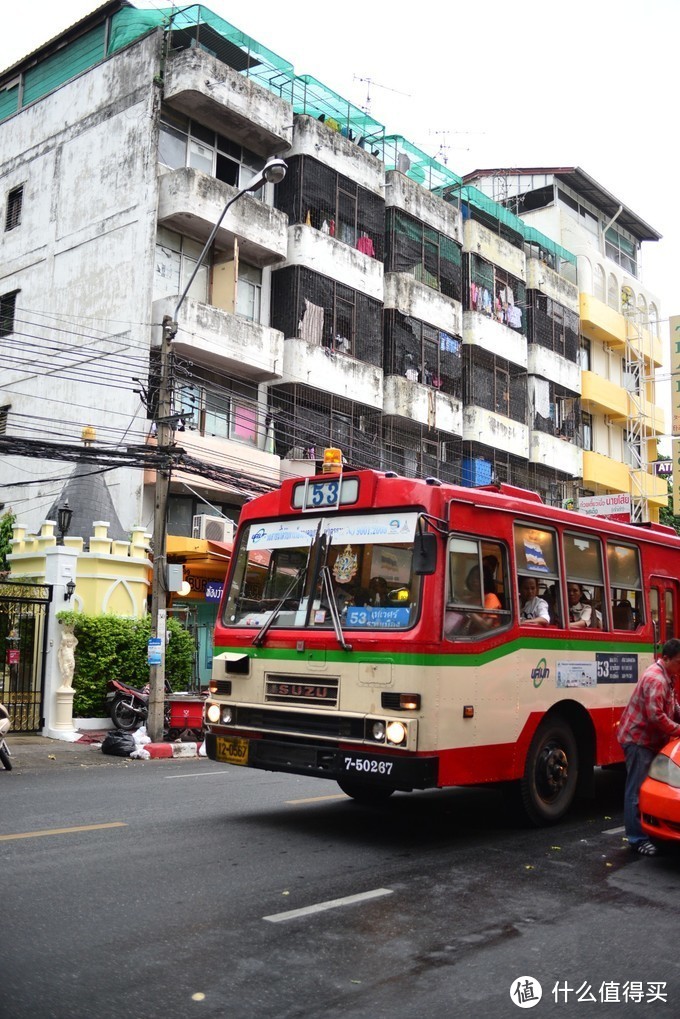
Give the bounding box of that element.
[322,447,343,474]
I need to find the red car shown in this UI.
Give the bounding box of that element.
[639,739,680,843]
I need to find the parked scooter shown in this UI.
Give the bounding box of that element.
[0,702,12,771]
[106,678,172,732]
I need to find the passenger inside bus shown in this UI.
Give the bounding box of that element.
[462,565,503,633]
[519,576,551,627]
[567,583,593,629]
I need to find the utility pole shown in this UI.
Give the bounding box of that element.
[147,315,175,742]
[145,155,288,743]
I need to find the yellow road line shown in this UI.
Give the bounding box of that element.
[286,794,348,805]
[0,822,127,842]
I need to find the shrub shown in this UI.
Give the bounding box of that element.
[57,612,196,717]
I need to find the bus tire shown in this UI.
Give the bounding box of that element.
[520,715,578,826]
[337,778,395,804]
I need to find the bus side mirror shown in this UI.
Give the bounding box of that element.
[413,532,437,575]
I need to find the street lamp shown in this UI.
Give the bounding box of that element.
[171,155,288,329]
[147,155,288,742]
[56,500,73,545]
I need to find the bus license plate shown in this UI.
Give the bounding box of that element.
[216,736,249,766]
[342,754,394,777]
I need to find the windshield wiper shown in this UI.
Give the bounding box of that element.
[252,568,303,647]
[320,563,352,651]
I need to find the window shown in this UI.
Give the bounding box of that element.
[564,532,605,630]
[469,254,526,333]
[605,226,637,277]
[175,377,260,446]
[158,109,261,189]
[444,537,510,639]
[607,542,644,630]
[514,523,561,625]
[236,262,262,321]
[579,337,591,370]
[5,185,23,231]
[0,290,18,337]
[385,209,462,300]
[607,274,619,311]
[593,264,606,303]
[581,412,593,451]
[154,227,210,304]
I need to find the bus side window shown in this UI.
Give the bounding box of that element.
[563,532,606,631]
[445,537,509,639]
[607,542,644,631]
[513,523,560,626]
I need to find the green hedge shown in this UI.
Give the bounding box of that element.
[57,612,195,717]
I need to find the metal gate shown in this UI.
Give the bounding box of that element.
[0,582,52,731]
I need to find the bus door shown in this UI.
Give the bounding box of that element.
[649,577,679,652]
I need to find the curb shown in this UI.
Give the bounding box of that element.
[146,742,204,759]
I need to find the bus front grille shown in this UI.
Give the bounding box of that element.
[236,707,363,741]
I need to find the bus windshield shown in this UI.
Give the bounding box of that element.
[222,511,421,631]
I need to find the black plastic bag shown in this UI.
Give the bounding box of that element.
[101,730,136,757]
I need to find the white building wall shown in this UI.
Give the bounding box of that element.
[0,34,162,534]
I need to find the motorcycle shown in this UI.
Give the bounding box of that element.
[0,702,12,771]
[105,678,172,732]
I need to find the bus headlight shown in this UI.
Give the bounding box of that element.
[206,702,221,724]
[386,721,407,746]
[371,721,386,742]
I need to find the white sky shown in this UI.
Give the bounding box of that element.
[4,0,680,442]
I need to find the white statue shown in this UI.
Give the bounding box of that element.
[57,625,78,689]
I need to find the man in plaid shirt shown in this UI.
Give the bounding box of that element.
[618,638,680,856]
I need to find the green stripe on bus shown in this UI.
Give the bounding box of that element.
[216,637,653,668]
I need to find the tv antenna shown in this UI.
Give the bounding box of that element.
[430,129,486,164]
[353,74,411,115]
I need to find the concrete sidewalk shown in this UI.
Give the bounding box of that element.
[7,731,205,766]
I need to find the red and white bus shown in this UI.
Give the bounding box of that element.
[204,451,679,824]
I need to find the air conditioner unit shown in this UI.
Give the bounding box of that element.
[192,514,234,542]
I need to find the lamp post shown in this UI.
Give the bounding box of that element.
[147,155,288,741]
[56,500,73,545]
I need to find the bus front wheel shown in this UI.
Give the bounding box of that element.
[337,778,395,804]
[520,715,578,826]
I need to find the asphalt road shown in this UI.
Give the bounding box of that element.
[2,748,679,1019]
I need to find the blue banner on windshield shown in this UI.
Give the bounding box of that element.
[345,606,410,628]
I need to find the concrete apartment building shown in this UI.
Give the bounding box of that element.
[0,0,668,557]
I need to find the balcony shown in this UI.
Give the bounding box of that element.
[384,170,462,242]
[462,405,529,458]
[283,224,383,300]
[288,116,384,197]
[383,376,462,434]
[281,338,383,410]
[579,293,626,348]
[528,345,580,391]
[463,220,526,280]
[610,396,666,436]
[581,371,628,417]
[157,169,288,267]
[164,48,292,156]
[172,432,281,497]
[153,297,284,382]
[529,431,582,477]
[383,274,461,336]
[526,258,579,313]
[581,451,631,494]
[463,311,527,369]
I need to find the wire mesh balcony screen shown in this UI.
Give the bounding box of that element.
[385,210,463,302]
[282,78,385,149]
[274,156,384,260]
[528,377,582,442]
[383,310,462,399]
[526,292,579,362]
[271,266,382,366]
[381,421,460,484]
[465,254,527,335]
[383,135,462,195]
[463,347,527,424]
[269,385,382,469]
